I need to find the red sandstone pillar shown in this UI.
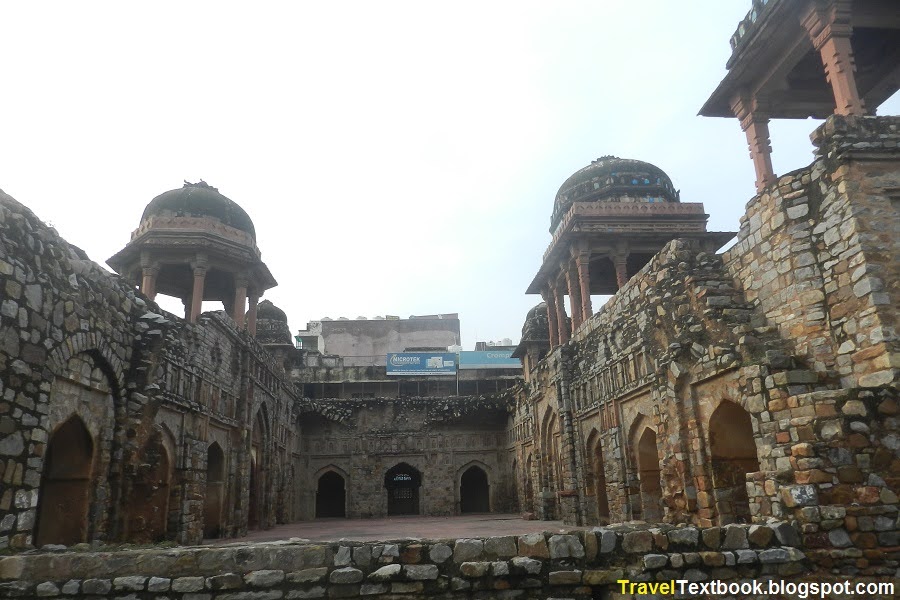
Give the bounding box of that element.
[803,5,866,116]
[554,281,569,345]
[741,115,777,193]
[816,34,866,116]
[189,266,207,323]
[140,266,159,301]
[542,287,560,348]
[564,261,582,331]
[613,254,629,289]
[233,278,248,328]
[576,252,592,323]
[247,292,260,337]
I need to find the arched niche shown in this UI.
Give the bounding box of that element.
[126,428,173,543]
[35,416,95,547]
[636,425,663,521]
[708,401,760,524]
[586,429,610,523]
[204,442,226,538]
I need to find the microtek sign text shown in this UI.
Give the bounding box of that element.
[386,353,456,376]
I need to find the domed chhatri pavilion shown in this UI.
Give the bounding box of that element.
[527,156,734,347]
[107,181,277,333]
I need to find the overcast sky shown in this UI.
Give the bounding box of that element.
[2,2,897,349]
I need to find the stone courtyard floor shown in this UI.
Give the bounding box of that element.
[216,514,586,544]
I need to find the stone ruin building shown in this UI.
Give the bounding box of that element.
[0,0,898,596]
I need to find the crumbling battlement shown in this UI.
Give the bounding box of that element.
[0,523,815,599]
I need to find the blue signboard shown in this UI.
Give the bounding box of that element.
[458,350,522,370]
[386,353,457,376]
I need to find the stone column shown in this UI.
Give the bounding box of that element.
[564,263,582,331]
[575,252,592,323]
[189,265,207,323]
[553,281,570,345]
[233,277,248,328]
[803,4,866,116]
[741,114,776,192]
[247,292,260,337]
[541,287,560,348]
[613,253,629,289]
[140,266,159,301]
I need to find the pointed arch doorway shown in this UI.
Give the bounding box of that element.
[385,463,421,515]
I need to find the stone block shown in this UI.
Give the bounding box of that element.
[509,557,542,575]
[286,586,325,599]
[367,564,400,581]
[81,579,112,595]
[622,530,653,553]
[517,533,549,558]
[548,534,584,559]
[208,573,243,590]
[642,554,667,569]
[428,544,452,563]
[747,525,773,547]
[667,527,699,547]
[244,571,284,588]
[359,583,388,596]
[453,539,484,562]
[329,567,363,584]
[403,564,438,580]
[701,527,721,549]
[548,570,582,585]
[459,561,490,578]
[113,576,146,592]
[484,536,517,559]
[772,522,801,547]
[722,526,749,549]
[146,577,170,592]
[582,568,624,586]
[172,576,205,592]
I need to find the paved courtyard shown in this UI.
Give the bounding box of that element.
[216,514,586,544]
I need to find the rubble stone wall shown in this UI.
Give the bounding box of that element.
[509,116,899,575]
[0,192,301,549]
[295,397,515,519]
[0,523,810,599]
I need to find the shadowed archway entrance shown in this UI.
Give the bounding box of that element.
[709,401,760,524]
[385,463,421,516]
[204,442,226,538]
[316,471,347,518]
[460,465,490,513]
[637,426,663,521]
[35,416,95,547]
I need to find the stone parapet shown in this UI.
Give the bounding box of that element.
[0,524,811,599]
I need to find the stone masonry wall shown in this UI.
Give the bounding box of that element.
[0,191,300,549]
[0,522,814,599]
[296,396,513,519]
[508,117,899,575]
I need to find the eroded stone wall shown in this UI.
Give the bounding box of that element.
[0,192,301,549]
[509,116,899,575]
[0,523,813,599]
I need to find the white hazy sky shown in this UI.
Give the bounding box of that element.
[2,2,897,349]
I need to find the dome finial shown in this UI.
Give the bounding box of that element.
[183,180,219,193]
